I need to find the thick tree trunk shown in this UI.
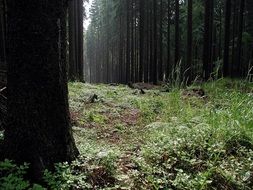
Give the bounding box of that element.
[0,0,6,68]
[4,0,79,181]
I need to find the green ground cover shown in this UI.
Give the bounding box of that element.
[1,79,253,189]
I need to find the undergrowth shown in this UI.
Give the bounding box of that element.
[0,78,253,189]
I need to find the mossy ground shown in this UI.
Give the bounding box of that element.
[1,79,253,189]
[66,79,253,190]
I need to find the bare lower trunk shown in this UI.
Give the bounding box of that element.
[4,0,79,181]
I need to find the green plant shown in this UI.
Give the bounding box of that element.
[0,160,30,190]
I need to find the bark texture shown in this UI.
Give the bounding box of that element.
[4,0,79,180]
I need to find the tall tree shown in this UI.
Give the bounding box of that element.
[4,0,79,180]
[139,0,144,82]
[166,0,171,79]
[186,0,193,82]
[0,0,6,68]
[175,0,180,65]
[236,0,245,77]
[158,0,164,82]
[130,0,134,82]
[126,0,130,83]
[223,0,232,77]
[68,0,84,81]
[153,0,158,84]
[203,0,214,80]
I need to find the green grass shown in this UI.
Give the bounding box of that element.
[1,79,253,189]
[67,79,253,190]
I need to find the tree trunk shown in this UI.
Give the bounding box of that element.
[0,0,6,69]
[149,1,154,83]
[68,0,84,81]
[139,0,144,82]
[203,0,213,80]
[186,0,192,83]
[231,0,238,77]
[126,0,130,83]
[175,0,180,65]
[153,0,158,84]
[223,0,232,77]
[130,0,134,82]
[4,0,79,181]
[158,0,164,82]
[236,0,245,77]
[166,0,171,80]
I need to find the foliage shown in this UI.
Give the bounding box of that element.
[0,160,30,190]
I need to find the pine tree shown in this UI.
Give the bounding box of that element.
[68,0,84,81]
[4,0,78,180]
[223,0,232,77]
[186,0,193,82]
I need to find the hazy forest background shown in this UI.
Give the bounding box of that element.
[84,0,253,84]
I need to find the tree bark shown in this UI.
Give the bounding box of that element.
[153,0,158,84]
[203,0,213,80]
[158,0,164,82]
[126,0,130,83]
[166,0,171,80]
[186,0,192,83]
[175,0,180,66]
[223,0,232,77]
[4,0,79,181]
[68,0,84,81]
[236,0,245,77]
[0,0,6,69]
[139,0,144,82]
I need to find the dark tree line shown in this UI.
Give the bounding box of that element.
[86,0,253,84]
[68,0,84,81]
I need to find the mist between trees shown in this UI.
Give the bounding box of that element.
[84,0,253,84]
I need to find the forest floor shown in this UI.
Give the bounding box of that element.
[66,79,253,190]
[1,79,253,190]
